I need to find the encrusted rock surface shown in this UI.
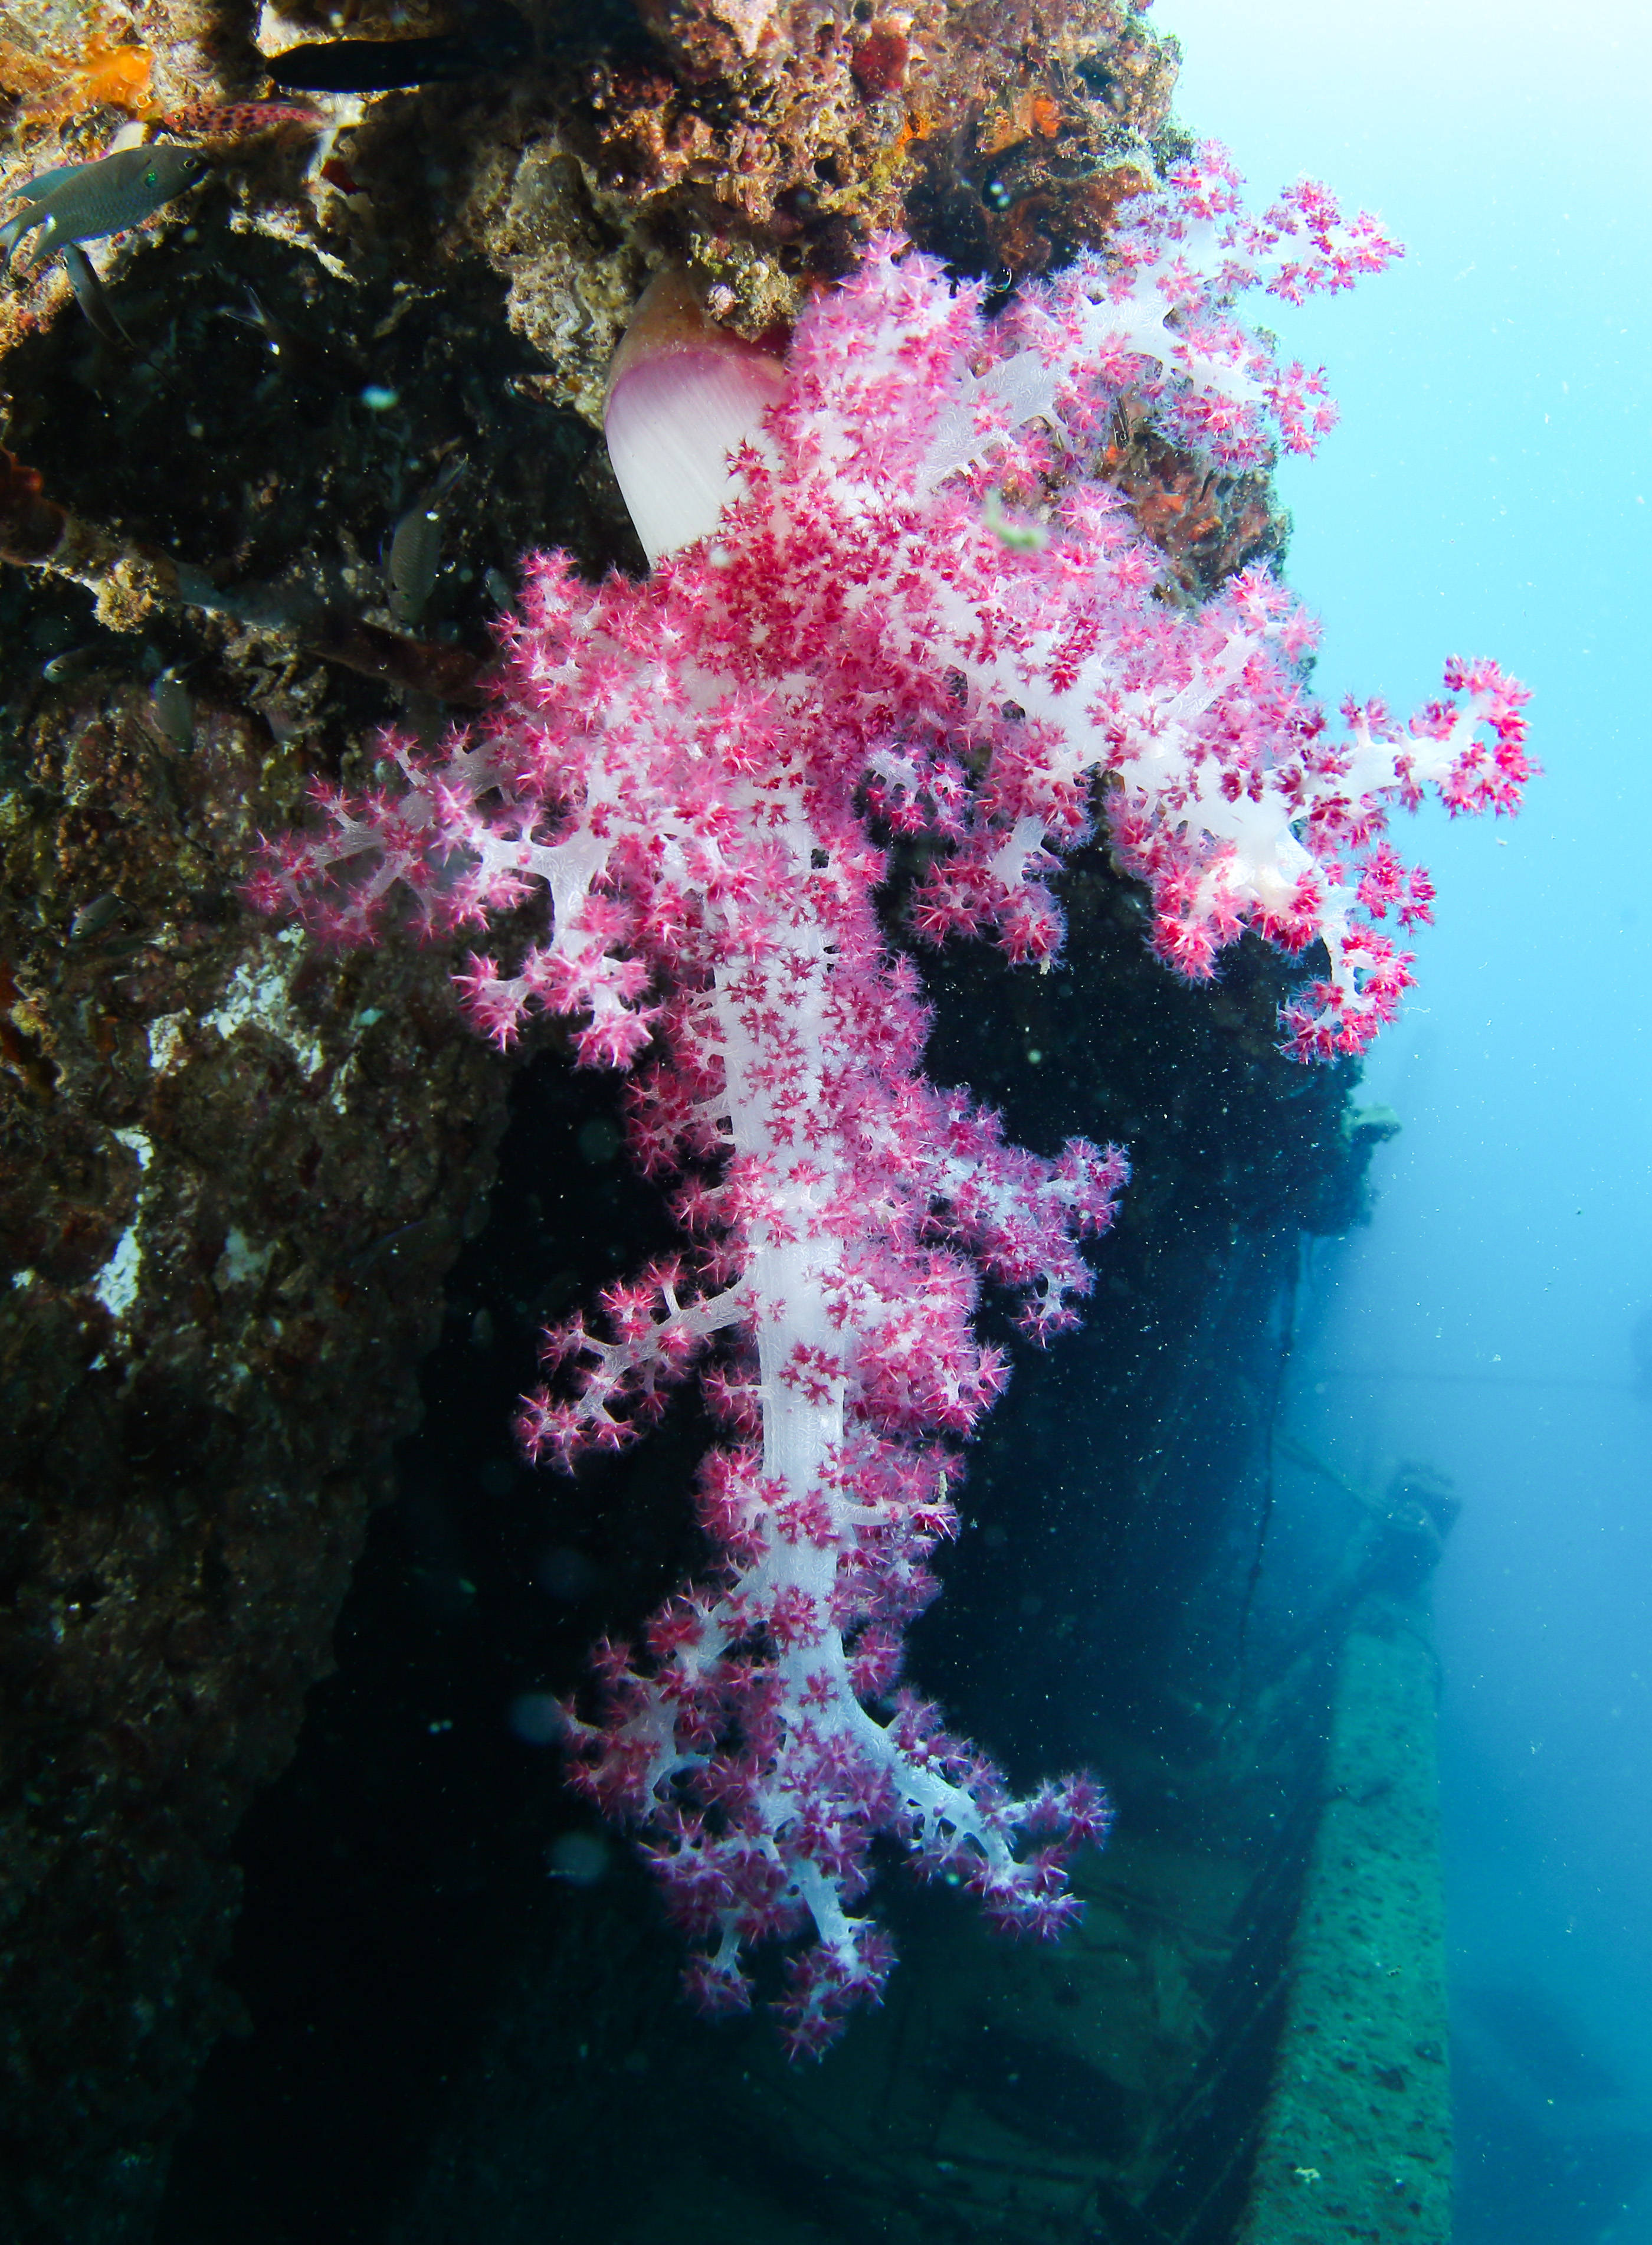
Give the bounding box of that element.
[445,0,1183,413]
[0,672,508,2241]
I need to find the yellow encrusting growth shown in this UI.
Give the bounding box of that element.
[0,27,155,123]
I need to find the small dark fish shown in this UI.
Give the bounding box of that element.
[41,640,118,681]
[224,284,365,391]
[171,559,320,630]
[388,457,465,627]
[62,241,134,347]
[70,892,126,941]
[304,612,490,706]
[265,3,531,90]
[146,666,194,749]
[1,144,211,271]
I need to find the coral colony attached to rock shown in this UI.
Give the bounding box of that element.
[254,149,1529,2053]
[0,0,1535,2219]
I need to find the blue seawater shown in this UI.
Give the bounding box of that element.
[1161,4,1652,2237]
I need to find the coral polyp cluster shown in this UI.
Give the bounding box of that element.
[254,150,1527,2047]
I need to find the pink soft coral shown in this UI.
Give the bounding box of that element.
[253,145,1529,2051]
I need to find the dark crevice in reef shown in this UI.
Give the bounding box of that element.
[156,846,1386,2245]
